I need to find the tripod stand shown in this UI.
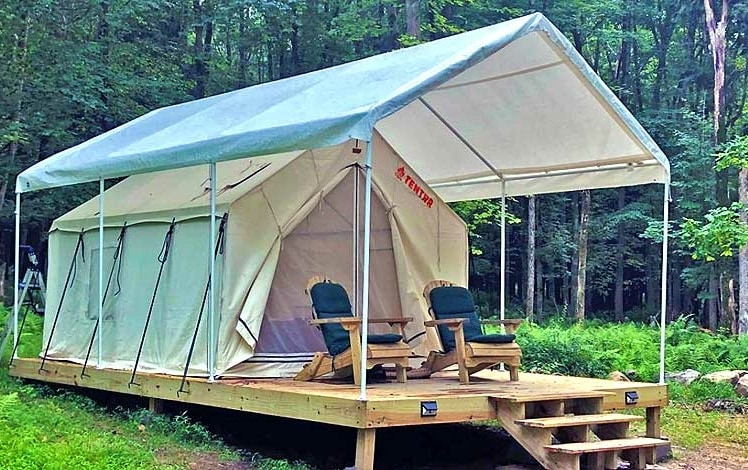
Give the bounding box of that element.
[1,245,46,363]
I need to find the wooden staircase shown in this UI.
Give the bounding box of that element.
[492,391,668,470]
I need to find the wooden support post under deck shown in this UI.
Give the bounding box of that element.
[149,397,164,414]
[646,406,661,438]
[644,406,662,465]
[355,428,376,470]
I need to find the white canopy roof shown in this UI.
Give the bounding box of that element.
[17,13,668,199]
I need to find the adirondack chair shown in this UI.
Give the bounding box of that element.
[295,276,412,385]
[422,280,522,384]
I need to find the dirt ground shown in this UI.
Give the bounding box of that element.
[667,443,748,470]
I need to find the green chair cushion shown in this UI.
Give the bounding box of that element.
[467,333,516,344]
[367,333,403,344]
[429,286,516,352]
[309,283,402,356]
[310,282,354,355]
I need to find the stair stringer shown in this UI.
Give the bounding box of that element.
[492,398,580,470]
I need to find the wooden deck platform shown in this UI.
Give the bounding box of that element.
[9,358,669,469]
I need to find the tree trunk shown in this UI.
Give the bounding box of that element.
[739,169,748,334]
[405,0,420,38]
[729,278,738,335]
[615,188,625,320]
[192,0,213,98]
[708,272,719,330]
[536,260,544,323]
[703,0,729,206]
[575,190,591,321]
[569,192,580,317]
[616,6,633,107]
[237,7,249,87]
[0,16,30,213]
[526,196,536,320]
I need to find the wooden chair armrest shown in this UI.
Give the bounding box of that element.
[368,317,413,325]
[424,318,468,327]
[308,317,362,326]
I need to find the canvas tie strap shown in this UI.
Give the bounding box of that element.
[129,219,177,387]
[178,213,228,395]
[39,229,86,372]
[81,223,128,377]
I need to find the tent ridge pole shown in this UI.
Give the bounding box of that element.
[98,178,104,368]
[208,162,217,382]
[13,192,20,357]
[359,139,374,400]
[659,182,670,384]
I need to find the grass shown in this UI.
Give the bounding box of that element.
[0,368,237,469]
[0,307,309,470]
[623,404,748,457]
[3,305,748,467]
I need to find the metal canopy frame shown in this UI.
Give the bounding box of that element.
[10,154,671,396]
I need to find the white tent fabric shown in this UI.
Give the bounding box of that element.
[42,135,467,377]
[16,13,668,198]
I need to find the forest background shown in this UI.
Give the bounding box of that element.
[1,0,747,331]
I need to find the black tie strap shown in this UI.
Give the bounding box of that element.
[129,219,177,387]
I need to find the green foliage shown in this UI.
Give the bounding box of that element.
[668,380,742,404]
[487,315,748,387]
[451,199,520,256]
[715,135,748,171]
[678,203,748,261]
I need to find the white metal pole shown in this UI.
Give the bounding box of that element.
[97,178,105,367]
[500,181,506,322]
[208,162,217,382]
[13,192,20,356]
[353,166,359,315]
[659,183,670,384]
[359,140,374,400]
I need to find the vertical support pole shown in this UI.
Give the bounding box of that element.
[13,192,21,356]
[659,183,670,384]
[353,165,359,315]
[646,406,661,438]
[359,140,373,400]
[208,162,217,382]
[500,180,506,322]
[148,397,164,414]
[354,428,376,470]
[97,178,104,367]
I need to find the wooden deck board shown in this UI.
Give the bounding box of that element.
[516,413,644,428]
[546,437,669,454]
[8,358,667,429]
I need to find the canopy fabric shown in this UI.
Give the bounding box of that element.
[16,13,668,198]
[43,136,467,377]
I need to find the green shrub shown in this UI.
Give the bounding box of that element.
[485,314,748,387]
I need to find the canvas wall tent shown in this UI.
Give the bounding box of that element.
[44,134,467,377]
[13,13,671,391]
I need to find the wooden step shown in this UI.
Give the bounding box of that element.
[546,437,668,455]
[496,390,613,403]
[516,413,644,428]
